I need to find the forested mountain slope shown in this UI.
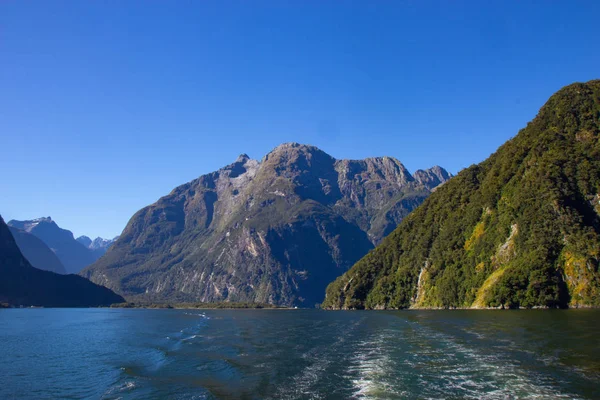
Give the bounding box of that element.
[323,80,600,310]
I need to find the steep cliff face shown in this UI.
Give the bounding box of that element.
[0,216,124,307]
[81,143,450,306]
[323,80,600,310]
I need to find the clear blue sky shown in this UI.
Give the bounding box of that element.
[1,1,599,239]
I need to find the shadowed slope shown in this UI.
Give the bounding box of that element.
[8,226,67,274]
[0,216,124,307]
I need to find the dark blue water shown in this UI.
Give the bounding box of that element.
[0,309,599,399]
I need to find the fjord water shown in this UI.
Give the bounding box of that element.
[1,309,599,399]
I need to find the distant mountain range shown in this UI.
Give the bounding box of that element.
[323,80,600,310]
[7,217,116,274]
[81,143,450,306]
[76,235,119,251]
[76,235,119,260]
[0,215,124,307]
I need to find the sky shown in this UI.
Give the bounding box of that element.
[1,1,600,239]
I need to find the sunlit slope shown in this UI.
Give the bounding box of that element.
[81,144,450,306]
[323,80,600,309]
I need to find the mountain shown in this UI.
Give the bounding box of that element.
[8,227,67,274]
[81,144,450,306]
[413,166,453,190]
[8,217,96,274]
[0,215,124,307]
[90,236,119,250]
[323,80,600,310]
[76,235,119,260]
[76,235,92,248]
[76,235,119,251]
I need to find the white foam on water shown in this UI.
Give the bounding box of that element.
[404,321,581,400]
[182,334,200,342]
[164,311,212,350]
[173,394,210,400]
[346,330,409,399]
[271,318,366,400]
[183,312,210,320]
[102,377,139,399]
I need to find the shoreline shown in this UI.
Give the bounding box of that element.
[323,305,600,311]
[109,302,297,310]
[2,305,599,310]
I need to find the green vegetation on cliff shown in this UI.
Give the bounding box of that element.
[323,80,600,310]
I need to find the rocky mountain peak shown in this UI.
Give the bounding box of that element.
[334,156,415,188]
[220,154,258,179]
[82,142,452,306]
[236,153,250,163]
[8,217,54,233]
[90,237,115,250]
[270,142,316,152]
[413,166,453,190]
[262,143,333,165]
[77,235,118,251]
[76,235,93,247]
[9,217,71,240]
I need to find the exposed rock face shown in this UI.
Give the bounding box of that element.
[8,217,96,274]
[81,143,450,306]
[414,166,453,190]
[90,237,118,251]
[323,80,600,310]
[76,235,92,248]
[0,216,124,307]
[8,226,67,274]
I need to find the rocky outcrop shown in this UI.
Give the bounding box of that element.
[81,143,450,306]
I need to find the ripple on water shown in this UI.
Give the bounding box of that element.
[102,373,138,399]
[2,309,599,400]
[270,317,366,400]
[403,320,580,399]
